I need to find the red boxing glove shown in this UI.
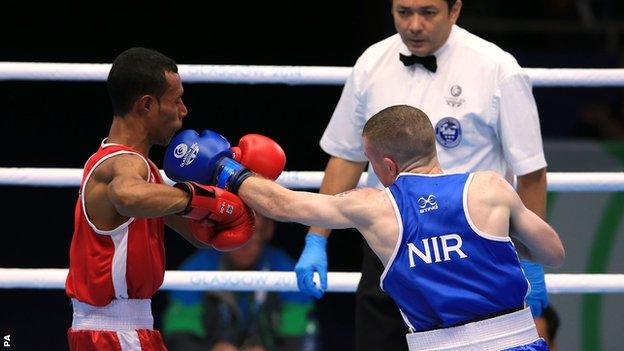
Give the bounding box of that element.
[175,182,255,251]
[188,212,255,251]
[231,134,286,181]
[210,212,255,251]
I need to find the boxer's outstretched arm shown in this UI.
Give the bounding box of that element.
[238,175,375,230]
[309,156,368,236]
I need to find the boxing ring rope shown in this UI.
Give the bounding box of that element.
[2,62,624,87]
[2,63,624,295]
[1,169,624,293]
[1,168,624,192]
[1,269,623,294]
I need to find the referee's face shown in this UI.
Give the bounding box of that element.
[392,0,462,57]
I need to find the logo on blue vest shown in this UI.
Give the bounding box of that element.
[435,117,462,148]
[417,195,438,213]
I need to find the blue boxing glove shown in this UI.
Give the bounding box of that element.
[294,233,328,299]
[164,129,252,193]
[164,129,233,184]
[521,259,549,317]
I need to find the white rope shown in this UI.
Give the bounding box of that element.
[0,168,623,192]
[1,62,624,87]
[0,268,621,293]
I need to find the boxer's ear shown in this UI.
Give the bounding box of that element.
[135,94,156,116]
[382,156,400,184]
[383,157,398,175]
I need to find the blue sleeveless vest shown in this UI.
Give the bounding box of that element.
[381,173,528,331]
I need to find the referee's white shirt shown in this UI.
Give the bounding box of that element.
[320,25,547,188]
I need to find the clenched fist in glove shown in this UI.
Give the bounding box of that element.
[175,181,255,251]
[164,129,233,185]
[231,134,286,181]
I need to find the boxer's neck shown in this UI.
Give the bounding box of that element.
[107,115,150,156]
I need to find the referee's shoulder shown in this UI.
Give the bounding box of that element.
[455,26,520,71]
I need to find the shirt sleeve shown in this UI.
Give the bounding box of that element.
[496,72,548,176]
[319,64,369,162]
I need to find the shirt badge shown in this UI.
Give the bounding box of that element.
[445,84,465,108]
[435,117,462,148]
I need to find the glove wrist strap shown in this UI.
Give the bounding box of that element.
[214,157,252,194]
[173,182,194,216]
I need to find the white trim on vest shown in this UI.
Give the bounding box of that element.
[379,187,404,290]
[379,187,415,331]
[111,227,130,299]
[461,173,511,242]
[80,150,151,236]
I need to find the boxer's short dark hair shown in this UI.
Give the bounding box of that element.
[107,47,178,117]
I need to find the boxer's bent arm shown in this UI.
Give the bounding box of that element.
[503,183,564,267]
[513,168,547,256]
[239,175,373,230]
[309,156,367,236]
[107,154,189,217]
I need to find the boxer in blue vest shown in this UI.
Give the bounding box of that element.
[193,105,564,351]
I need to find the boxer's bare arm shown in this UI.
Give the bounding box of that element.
[467,172,514,238]
[106,154,189,217]
[508,195,564,267]
[308,156,368,237]
[85,154,188,230]
[90,154,228,249]
[238,175,380,229]
[514,168,547,257]
[106,155,213,248]
[239,175,399,263]
[477,172,565,267]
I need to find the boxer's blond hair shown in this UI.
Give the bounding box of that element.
[362,105,437,169]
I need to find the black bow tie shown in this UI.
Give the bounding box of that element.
[399,53,437,73]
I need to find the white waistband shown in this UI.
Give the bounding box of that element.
[71,298,154,331]
[406,307,539,351]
